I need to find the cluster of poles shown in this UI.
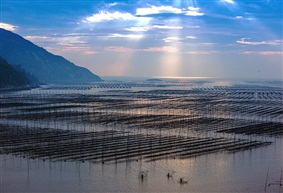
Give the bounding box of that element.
[0,82,282,163]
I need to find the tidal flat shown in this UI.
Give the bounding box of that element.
[0,78,282,192]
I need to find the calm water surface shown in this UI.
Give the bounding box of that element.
[1,78,282,192]
[1,138,282,193]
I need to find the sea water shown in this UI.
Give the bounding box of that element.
[0,137,282,192]
[1,78,282,193]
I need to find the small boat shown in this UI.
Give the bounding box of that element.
[264,167,283,193]
[179,177,188,184]
[139,170,148,180]
[167,170,176,178]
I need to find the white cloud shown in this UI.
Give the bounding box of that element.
[24,36,49,40]
[136,5,204,17]
[200,42,218,46]
[185,11,204,16]
[153,25,183,30]
[162,36,198,43]
[143,46,178,52]
[163,36,182,43]
[84,11,136,23]
[24,35,100,55]
[236,38,282,46]
[136,6,182,16]
[103,46,179,53]
[188,7,200,12]
[234,16,253,20]
[186,36,197,39]
[185,7,204,16]
[125,26,150,32]
[125,25,183,32]
[109,2,118,7]
[107,33,143,39]
[83,50,99,55]
[83,6,203,25]
[189,26,200,29]
[241,51,283,55]
[0,23,17,31]
[221,0,235,4]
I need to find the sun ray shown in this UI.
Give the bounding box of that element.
[158,17,182,77]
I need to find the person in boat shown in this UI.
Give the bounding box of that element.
[167,170,175,178]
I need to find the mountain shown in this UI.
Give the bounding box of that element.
[0,56,38,89]
[0,28,101,84]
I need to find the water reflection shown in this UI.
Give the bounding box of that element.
[0,78,282,192]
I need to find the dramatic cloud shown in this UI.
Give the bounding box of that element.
[237,38,282,46]
[83,11,136,23]
[136,5,204,17]
[0,22,17,31]
[3,0,281,78]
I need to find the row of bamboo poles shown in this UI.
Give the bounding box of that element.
[0,83,282,163]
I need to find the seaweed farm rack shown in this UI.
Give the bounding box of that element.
[0,81,282,163]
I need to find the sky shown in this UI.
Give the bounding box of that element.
[0,0,282,79]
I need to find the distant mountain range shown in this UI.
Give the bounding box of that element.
[0,28,101,84]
